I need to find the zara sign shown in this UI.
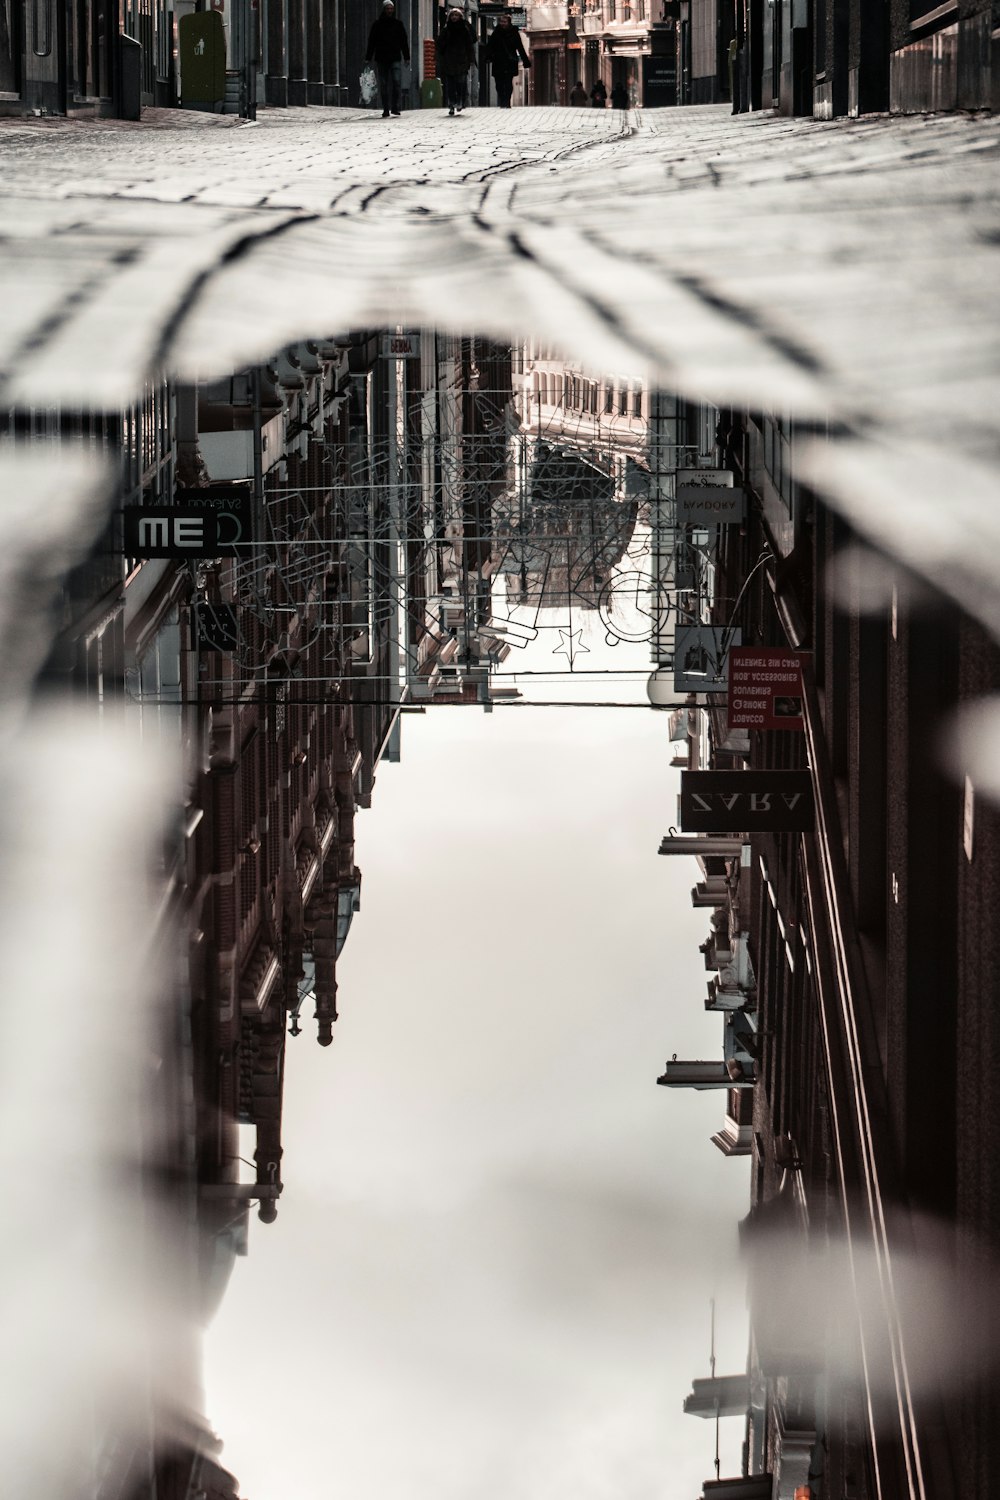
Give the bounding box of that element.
[679,771,814,833]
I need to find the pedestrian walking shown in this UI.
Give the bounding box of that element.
[590,78,607,108]
[569,80,588,106]
[366,0,410,118]
[610,81,629,109]
[485,11,530,109]
[730,36,746,114]
[438,7,476,116]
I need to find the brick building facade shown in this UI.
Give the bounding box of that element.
[659,392,1000,1499]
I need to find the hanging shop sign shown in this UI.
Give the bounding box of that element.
[676,468,732,489]
[680,770,814,833]
[124,487,253,559]
[675,468,743,525]
[480,2,526,20]
[677,486,745,524]
[381,333,420,359]
[727,647,811,731]
[194,602,240,653]
[673,625,741,693]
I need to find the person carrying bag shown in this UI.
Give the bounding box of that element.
[438,7,476,116]
[365,0,410,117]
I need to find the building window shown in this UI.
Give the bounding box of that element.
[632,387,643,419]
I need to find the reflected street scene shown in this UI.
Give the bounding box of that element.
[2,7,999,1484]
[188,335,656,717]
[4,313,1000,1500]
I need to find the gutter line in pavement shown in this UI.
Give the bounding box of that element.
[150,211,321,377]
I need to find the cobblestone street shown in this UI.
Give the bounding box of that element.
[3,103,999,632]
[3,93,1000,1500]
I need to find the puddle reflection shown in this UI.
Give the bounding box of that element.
[5,326,754,1500]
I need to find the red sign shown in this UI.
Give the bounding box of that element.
[727,648,811,731]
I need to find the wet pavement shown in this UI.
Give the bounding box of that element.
[0,105,994,431]
[1,103,998,634]
[2,99,999,1500]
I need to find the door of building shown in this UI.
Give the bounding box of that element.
[22,0,66,111]
[533,46,557,103]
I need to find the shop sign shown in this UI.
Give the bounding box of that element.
[677,486,745,524]
[124,487,253,558]
[382,333,419,358]
[194,602,239,652]
[642,53,677,107]
[679,771,814,833]
[676,467,739,524]
[673,625,741,693]
[480,2,526,19]
[728,647,811,731]
[676,468,732,488]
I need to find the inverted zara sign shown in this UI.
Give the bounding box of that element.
[679,770,814,833]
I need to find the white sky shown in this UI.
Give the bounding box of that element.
[204,553,751,1500]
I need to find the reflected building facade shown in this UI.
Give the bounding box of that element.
[496,343,647,650]
[10,319,999,1500]
[6,323,663,1496]
[1,327,529,1497]
[655,392,1000,1498]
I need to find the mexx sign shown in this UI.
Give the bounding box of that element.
[680,770,814,833]
[123,487,253,559]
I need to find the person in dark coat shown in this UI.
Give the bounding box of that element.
[438,7,476,116]
[610,81,629,109]
[569,80,588,106]
[590,78,607,108]
[484,11,530,109]
[366,0,410,118]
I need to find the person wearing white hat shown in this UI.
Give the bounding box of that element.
[437,7,476,116]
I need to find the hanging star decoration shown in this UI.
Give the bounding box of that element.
[553,628,589,669]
